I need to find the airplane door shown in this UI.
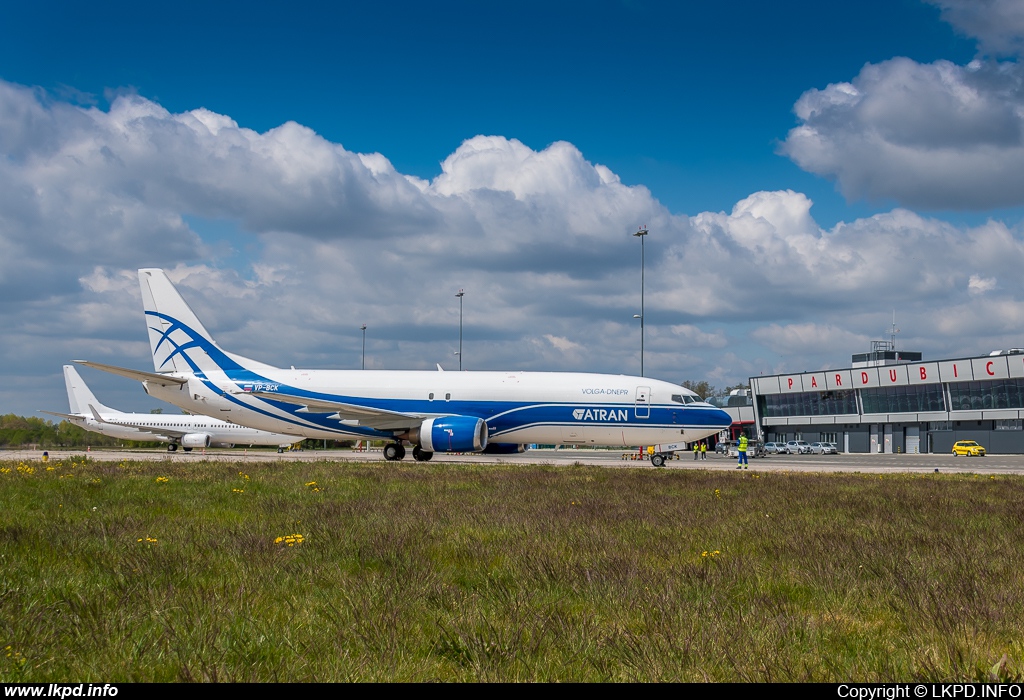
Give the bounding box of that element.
[635,386,651,419]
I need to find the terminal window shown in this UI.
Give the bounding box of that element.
[948,379,1024,411]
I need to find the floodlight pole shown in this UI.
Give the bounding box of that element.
[634,226,648,377]
[360,324,367,370]
[456,289,465,370]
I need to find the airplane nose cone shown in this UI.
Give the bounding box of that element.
[692,403,733,430]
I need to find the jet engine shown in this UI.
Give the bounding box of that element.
[181,433,212,448]
[417,416,488,453]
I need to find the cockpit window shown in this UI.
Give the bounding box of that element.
[671,394,698,404]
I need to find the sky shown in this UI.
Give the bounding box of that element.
[4,0,1024,415]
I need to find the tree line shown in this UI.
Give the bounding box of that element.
[681,381,750,399]
[0,414,350,450]
[0,414,146,448]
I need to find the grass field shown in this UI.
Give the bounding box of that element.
[1,456,1022,682]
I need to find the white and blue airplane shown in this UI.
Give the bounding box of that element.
[76,268,732,466]
[42,365,300,452]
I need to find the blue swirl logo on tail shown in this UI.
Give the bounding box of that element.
[146,311,243,374]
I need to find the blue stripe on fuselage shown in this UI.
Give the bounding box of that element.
[144,311,733,438]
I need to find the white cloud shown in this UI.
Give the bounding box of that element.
[927,0,1024,56]
[968,274,997,294]
[780,57,1024,209]
[667,325,728,349]
[5,79,1024,414]
[751,323,870,357]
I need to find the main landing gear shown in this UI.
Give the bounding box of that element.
[383,443,435,462]
[167,443,178,452]
[383,443,406,461]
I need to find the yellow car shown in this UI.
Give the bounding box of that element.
[952,440,986,457]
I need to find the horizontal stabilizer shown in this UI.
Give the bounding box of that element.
[39,410,80,421]
[74,360,189,386]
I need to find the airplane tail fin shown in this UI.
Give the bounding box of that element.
[138,269,276,376]
[63,365,113,415]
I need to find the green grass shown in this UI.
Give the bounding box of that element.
[1,456,1023,681]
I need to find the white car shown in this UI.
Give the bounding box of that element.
[785,440,812,454]
[810,442,837,454]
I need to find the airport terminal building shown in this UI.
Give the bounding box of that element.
[747,347,1024,454]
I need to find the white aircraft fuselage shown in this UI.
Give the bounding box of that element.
[77,269,733,462]
[142,367,729,447]
[45,365,299,450]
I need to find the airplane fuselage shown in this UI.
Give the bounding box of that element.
[143,368,731,446]
[72,411,298,448]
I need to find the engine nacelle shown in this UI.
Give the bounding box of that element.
[181,433,212,448]
[419,416,488,453]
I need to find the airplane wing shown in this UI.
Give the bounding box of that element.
[74,360,189,387]
[247,390,426,431]
[87,405,186,439]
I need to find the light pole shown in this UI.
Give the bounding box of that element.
[360,324,367,370]
[633,225,648,377]
[455,289,465,370]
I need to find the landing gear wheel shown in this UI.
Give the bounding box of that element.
[651,453,666,468]
[413,446,434,462]
[383,443,406,461]
[167,444,178,452]
[183,447,193,452]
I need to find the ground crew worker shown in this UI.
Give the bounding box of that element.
[693,443,699,460]
[700,442,707,460]
[736,434,749,469]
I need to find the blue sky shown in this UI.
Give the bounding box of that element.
[0,0,977,222]
[4,0,1024,416]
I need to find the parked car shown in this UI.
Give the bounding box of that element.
[952,440,986,457]
[726,441,765,458]
[763,442,785,454]
[715,440,732,454]
[810,442,837,454]
[829,442,841,453]
[785,440,812,454]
